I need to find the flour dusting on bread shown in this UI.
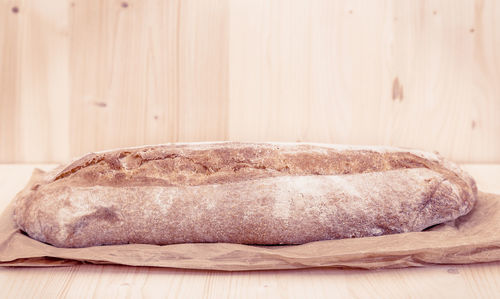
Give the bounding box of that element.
[13,142,477,248]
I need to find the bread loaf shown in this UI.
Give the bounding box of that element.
[13,142,477,248]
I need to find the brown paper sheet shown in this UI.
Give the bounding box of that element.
[1,191,499,271]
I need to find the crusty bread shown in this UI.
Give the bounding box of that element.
[13,142,477,248]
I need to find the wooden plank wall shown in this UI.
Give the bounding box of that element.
[1,0,499,163]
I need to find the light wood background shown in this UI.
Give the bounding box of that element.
[1,0,499,163]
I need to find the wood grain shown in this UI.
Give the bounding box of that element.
[1,0,500,163]
[0,263,499,298]
[0,0,70,162]
[0,164,499,299]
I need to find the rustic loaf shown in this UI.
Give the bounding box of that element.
[13,142,477,248]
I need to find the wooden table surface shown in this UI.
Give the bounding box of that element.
[0,164,499,298]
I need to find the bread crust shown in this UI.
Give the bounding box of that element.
[13,142,477,248]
